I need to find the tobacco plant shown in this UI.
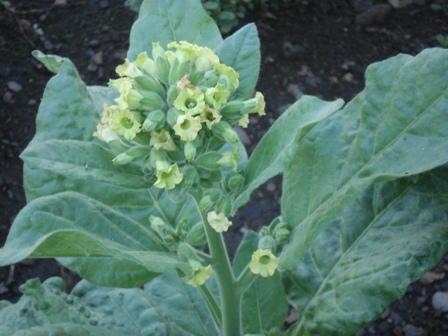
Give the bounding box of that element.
[1,0,447,335]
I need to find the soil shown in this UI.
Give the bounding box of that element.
[1,0,447,335]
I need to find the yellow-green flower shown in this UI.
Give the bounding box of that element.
[249,249,279,278]
[207,211,232,233]
[205,83,229,110]
[109,77,134,96]
[134,51,157,77]
[150,129,177,151]
[167,41,219,71]
[115,88,144,110]
[111,108,141,140]
[173,114,202,141]
[154,162,183,190]
[93,124,118,143]
[250,92,266,116]
[214,63,239,91]
[116,58,143,78]
[237,114,249,128]
[200,106,222,129]
[174,88,206,116]
[183,260,212,287]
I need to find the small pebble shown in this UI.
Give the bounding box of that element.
[53,0,68,7]
[3,91,13,103]
[7,81,22,92]
[432,291,448,311]
[91,51,103,65]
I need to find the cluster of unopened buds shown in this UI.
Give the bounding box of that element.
[94,41,281,286]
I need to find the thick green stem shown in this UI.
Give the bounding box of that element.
[193,197,242,336]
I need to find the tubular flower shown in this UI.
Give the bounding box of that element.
[115,58,143,78]
[214,63,239,91]
[173,114,202,141]
[167,41,219,70]
[174,88,206,116]
[249,249,279,278]
[200,106,222,129]
[205,83,229,110]
[154,162,183,190]
[150,129,177,151]
[111,108,141,140]
[184,260,212,287]
[207,211,232,233]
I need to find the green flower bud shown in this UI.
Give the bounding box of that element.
[196,152,223,169]
[186,222,207,246]
[152,42,170,83]
[167,85,179,105]
[142,110,165,132]
[212,121,239,143]
[226,173,245,191]
[167,107,184,126]
[134,52,158,78]
[169,58,191,86]
[258,236,276,251]
[134,75,165,97]
[149,215,177,248]
[139,91,164,110]
[177,242,197,263]
[183,165,198,187]
[199,195,214,212]
[217,196,231,217]
[217,145,240,172]
[273,223,290,242]
[112,146,148,165]
[184,141,197,162]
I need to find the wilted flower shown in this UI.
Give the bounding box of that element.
[150,129,177,151]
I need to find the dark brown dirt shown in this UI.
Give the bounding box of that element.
[1,1,447,335]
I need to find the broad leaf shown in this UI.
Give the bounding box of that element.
[232,96,343,213]
[128,0,222,60]
[0,274,216,335]
[233,231,288,334]
[283,167,448,336]
[280,48,448,269]
[0,192,188,287]
[32,50,65,74]
[214,23,260,100]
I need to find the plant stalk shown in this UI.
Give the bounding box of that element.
[193,197,242,336]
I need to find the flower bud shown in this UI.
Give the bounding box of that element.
[177,242,198,263]
[112,146,148,165]
[217,145,240,172]
[139,91,164,110]
[273,223,290,242]
[217,196,231,217]
[226,174,245,192]
[186,222,207,246]
[258,235,276,251]
[151,42,170,83]
[149,215,177,248]
[184,141,197,162]
[196,152,223,169]
[134,75,165,97]
[183,165,198,187]
[212,122,239,144]
[142,110,165,132]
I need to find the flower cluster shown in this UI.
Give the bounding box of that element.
[94,41,265,190]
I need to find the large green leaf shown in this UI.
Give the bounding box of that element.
[280,48,448,270]
[128,0,222,60]
[233,231,288,334]
[214,23,260,101]
[232,96,343,214]
[0,192,188,287]
[283,167,448,336]
[0,274,216,335]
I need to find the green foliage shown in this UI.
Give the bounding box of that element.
[125,0,266,33]
[0,0,447,335]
